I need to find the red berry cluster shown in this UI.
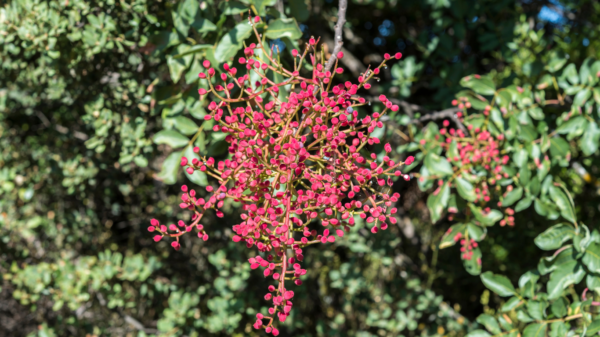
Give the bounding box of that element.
[149,17,410,334]
[449,231,481,265]
[499,207,515,227]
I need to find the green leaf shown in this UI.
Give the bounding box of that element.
[439,223,467,249]
[424,153,453,176]
[167,45,194,83]
[534,223,576,250]
[156,151,182,185]
[427,184,450,223]
[265,18,302,40]
[467,223,487,241]
[529,176,541,196]
[460,75,496,96]
[476,314,501,335]
[186,58,203,84]
[166,56,187,83]
[519,270,540,298]
[214,22,254,63]
[528,107,545,120]
[469,204,503,226]
[448,140,462,167]
[550,297,568,317]
[465,330,491,337]
[580,58,595,85]
[548,186,576,224]
[515,196,533,212]
[550,322,567,337]
[519,166,531,186]
[549,137,570,160]
[501,187,523,207]
[497,315,514,331]
[480,271,516,297]
[563,63,579,85]
[573,87,592,106]
[173,44,213,59]
[455,177,476,201]
[173,116,199,136]
[537,159,550,181]
[547,51,567,72]
[586,273,600,295]
[583,242,600,273]
[556,116,587,138]
[547,260,585,299]
[491,108,505,131]
[153,130,189,148]
[513,148,528,167]
[219,1,248,15]
[574,224,592,252]
[523,323,547,337]
[526,300,547,320]
[192,18,217,33]
[252,0,277,15]
[517,309,535,323]
[580,120,600,156]
[417,166,434,190]
[586,319,600,336]
[134,156,148,168]
[289,0,309,21]
[177,0,200,34]
[500,297,522,312]
[538,247,578,275]
[463,246,482,275]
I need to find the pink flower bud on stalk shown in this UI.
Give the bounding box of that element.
[149,26,409,334]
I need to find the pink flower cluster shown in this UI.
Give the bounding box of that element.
[149,16,411,334]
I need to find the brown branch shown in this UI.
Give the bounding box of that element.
[411,107,465,132]
[366,96,428,119]
[323,0,348,74]
[322,35,365,77]
[294,0,348,135]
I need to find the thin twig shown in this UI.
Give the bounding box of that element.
[293,0,348,137]
[374,97,464,133]
[368,97,421,119]
[323,0,347,73]
[55,124,89,140]
[321,35,364,77]
[410,107,466,132]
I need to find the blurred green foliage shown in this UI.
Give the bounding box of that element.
[2,0,600,335]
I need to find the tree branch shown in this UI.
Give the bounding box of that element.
[323,0,348,74]
[411,107,465,132]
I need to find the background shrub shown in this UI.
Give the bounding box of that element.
[2,0,600,336]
